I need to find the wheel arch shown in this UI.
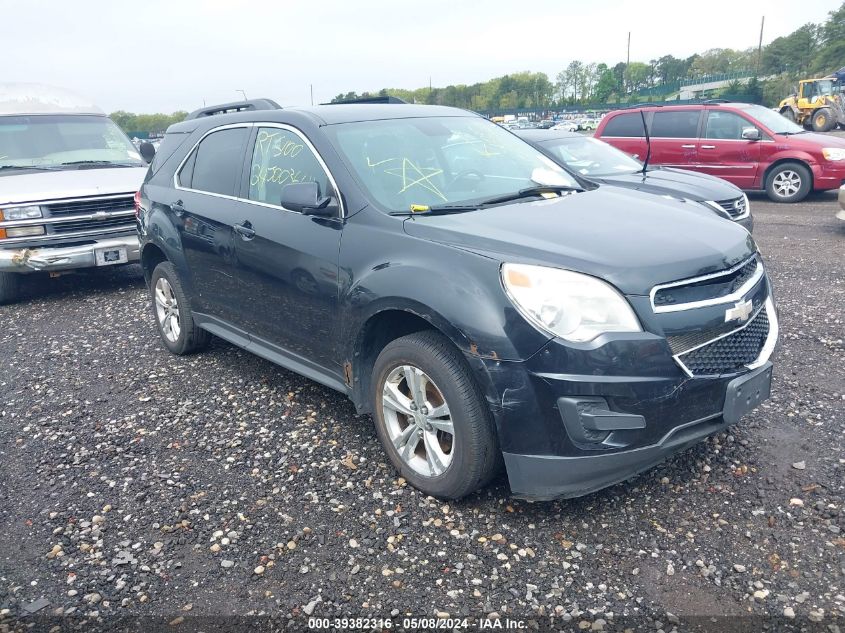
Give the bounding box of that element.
[348,304,474,414]
[140,243,167,284]
[762,157,814,191]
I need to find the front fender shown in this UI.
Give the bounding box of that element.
[341,247,550,364]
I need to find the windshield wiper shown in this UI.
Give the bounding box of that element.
[470,185,583,207]
[57,160,141,168]
[391,185,583,217]
[0,164,64,172]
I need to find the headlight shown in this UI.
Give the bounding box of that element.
[822,148,845,161]
[0,205,43,221]
[501,263,641,342]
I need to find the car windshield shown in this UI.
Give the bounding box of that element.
[0,114,144,170]
[539,136,642,176]
[739,104,804,135]
[325,116,578,212]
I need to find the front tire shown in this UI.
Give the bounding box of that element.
[371,331,500,499]
[149,261,210,355]
[812,108,835,132]
[0,272,20,305]
[765,162,811,203]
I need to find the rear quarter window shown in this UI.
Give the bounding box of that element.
[601,113,645,137]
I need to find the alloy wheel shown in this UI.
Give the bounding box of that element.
[772,170,801,198]
[381,364,454,477]
[154,277,181,342]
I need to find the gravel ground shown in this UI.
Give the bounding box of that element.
[0,191,843,632]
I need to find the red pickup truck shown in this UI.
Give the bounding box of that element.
[595,102,845,203]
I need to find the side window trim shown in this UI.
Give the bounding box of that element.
[173,123,255,200]
[241,122,345,218]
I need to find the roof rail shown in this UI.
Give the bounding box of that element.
[702,99,730,104]
[323,95,408,105]
[625,102,664,109]
[185,98,282,120]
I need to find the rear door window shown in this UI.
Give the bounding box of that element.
[182,127,249,196]
[601,113,645,137]
[650,110,701,138]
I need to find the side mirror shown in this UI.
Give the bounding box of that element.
[280,182,338,217]
[741,127,761,141]
[139,141,156,164]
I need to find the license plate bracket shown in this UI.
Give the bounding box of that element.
[723,362,773,425]
[94,246,128,266]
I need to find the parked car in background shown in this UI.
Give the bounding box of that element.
[137,99,777,501]
[595,102,845,203]
[552,120,579,132]
[516,129,753,232]
[537,119,555,129]
[0,83,148,303]
[580,118,599,130]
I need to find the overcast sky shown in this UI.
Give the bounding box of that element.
[3,0,838,113]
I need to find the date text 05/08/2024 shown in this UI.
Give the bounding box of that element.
[307,616,528,629]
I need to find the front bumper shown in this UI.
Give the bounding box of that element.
[504,363,772,500]
[736,214,754,233]
[0,235,140,273]
[469,282,778,500]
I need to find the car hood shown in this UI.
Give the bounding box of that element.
[590,167,743,202]
[0,167,148,206]
[402,186,756,296]
[780,131,845,148]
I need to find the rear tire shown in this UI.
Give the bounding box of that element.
[0,272,20,305]
[149,261,210,355]
[371,331,500,499]
[765,162,811,203]
[780,108,796,123]
[812,108,835,132]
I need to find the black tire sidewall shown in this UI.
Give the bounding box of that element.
[0,272,20,305]
[371,334,494,499]
[766,163,811,203]
[150,262,191,354]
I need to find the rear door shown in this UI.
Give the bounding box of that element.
[648,109,702,170]
[174,125,250,325]
[696,109,762,189]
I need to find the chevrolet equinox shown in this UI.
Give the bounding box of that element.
[136,99,778,500]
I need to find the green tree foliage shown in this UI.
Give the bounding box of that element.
[761,24,818,74]
[110,111,187,136]
[812,2,845,73]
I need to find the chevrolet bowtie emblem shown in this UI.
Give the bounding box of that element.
[725,299,753,323]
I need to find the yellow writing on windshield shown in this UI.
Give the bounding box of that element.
[385,158,447,201]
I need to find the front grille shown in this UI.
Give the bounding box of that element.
[715,196,747,219]
[654,257,760,309]
[677,307,769,376]
[45,196,135,235]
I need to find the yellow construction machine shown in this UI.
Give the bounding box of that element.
[778,68,845,132]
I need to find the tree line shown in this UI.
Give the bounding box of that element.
[332,2,844,111]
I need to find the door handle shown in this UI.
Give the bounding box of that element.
[234,222,256,240]
[171,200,186,216]
[681,144,696,149]
[700,145,716,149]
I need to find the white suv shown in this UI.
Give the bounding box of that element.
[0,83,148,303]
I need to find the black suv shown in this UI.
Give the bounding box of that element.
[137,100,778,500]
